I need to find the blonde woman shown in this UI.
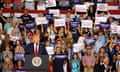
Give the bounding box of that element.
[3,57,13,72]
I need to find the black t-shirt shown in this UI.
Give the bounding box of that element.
[0,16,7,29]
[20,15,32,23]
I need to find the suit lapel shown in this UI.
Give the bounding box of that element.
[32,43,34,55]
[38,44,41,55]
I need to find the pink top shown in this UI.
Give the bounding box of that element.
[14,0,22,5]
[82,55,96,67]
[4,0,12,3]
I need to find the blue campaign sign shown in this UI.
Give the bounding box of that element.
[69,21,79,27]
[99,22,110,29]
[44,13,53,20]
[85,37,96,46]
[25,21,36,30]
[115,39,120,45]
[15,52,24,61]
[71,0,81,5]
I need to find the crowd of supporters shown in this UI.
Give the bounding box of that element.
[0,0,120,72]
[0,0,119,10]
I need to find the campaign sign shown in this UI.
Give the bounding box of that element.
[117,26,120,34]
[71,0,81,5]
[44,13,53,20]
[54,19,66,27]
[49,9,60,17]
[97,3,108,11]
[81,20,93,28]
[111,24,118,33]
[35,17,48,25]
[46,0,56,8]
[73,43,82,53]
[46,47,54,55]
[114,40,120,45]
[59,0,70,7]
[75,4,87,12]
[85,37,96,46]
[37,4,46,10]
[95,17,107,25]
[25,2,35,10]
[69,21,79,27]
[25,21,36,30]
[99,22,110,29]
[15,52,24,61]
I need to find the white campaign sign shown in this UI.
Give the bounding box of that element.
[37,4,46,10]
[97,3,108,11]
[25,2,35,10]
[73,43,82,52]
[46,0,56,7]
[75,4,87,12]
[35,17,48,25]
[49,9,60,17]
[117,26,120,34]
[81,20,93,28]
[54,19,65,27]
[95,17,107,24]
[46,47,54,55]
[111,24,118,33]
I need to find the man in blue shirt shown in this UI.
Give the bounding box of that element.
[98,30,106,47]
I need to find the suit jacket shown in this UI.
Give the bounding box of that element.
[94,63,105,72]
[25,43,48,55]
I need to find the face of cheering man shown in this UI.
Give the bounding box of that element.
[55,47,61,54]
[24,9,29,16]
[86,47,91,56]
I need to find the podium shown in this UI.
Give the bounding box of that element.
[25,55,49,72]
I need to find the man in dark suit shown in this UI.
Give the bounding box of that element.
[25,35,48,72]
[25,35,48,55]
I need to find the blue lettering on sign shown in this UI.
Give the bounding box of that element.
[15,52,24,60]
[99,22,110,29]
[19,24,24,30]
[71,0,81,5]
[85,37,96,46]
[44,13,53,20]
[25,21,36,30]
[69,21,79,27]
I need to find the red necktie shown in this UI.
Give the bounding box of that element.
[35,44,38,56]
